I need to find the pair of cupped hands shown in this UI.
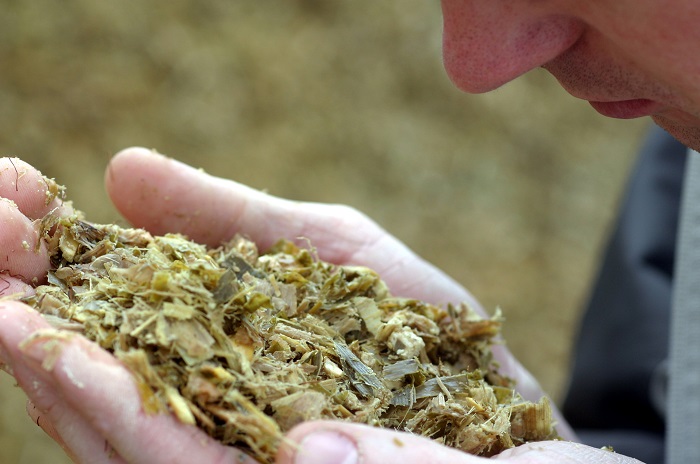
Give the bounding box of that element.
[0,148,640,464]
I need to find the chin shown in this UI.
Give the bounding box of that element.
[652,115,700,152]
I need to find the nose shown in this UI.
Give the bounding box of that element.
[441,0,584,93]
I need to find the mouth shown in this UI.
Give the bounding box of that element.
[587,99,662,119]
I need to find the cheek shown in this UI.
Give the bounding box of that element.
[581,3,700,98]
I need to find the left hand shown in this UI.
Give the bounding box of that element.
[1,148,575,462]
[0,301,257,464]
[0,304,642,464]
[278,421,644,464]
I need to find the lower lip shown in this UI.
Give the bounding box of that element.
[588,99,660,119]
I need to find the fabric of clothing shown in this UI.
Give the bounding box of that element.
[562,124,687,464]
[665,148,700,464]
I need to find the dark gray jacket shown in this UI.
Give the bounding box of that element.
[563,124,686,464]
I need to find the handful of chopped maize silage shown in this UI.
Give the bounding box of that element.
[23,181,557,463]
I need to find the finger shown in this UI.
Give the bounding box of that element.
[106,147,480,308]
[0,199,52,285]
[278,421,487,464]
[106,147,261,247]
[0,157,70,219]
[26,401,68,455]
[23,379,126,463]
[27,400,107,464]
[104,148,562,436]
[0,272,35,297]
[0,301,256,464]
[0,302,122,464]
[280,422,639,464]
[1,303,126,463]
[495,441,645,463]
[106,147,364,251]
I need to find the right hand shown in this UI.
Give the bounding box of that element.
[0,157,70,295]
[104,148,574,435]
[0,150,575,463]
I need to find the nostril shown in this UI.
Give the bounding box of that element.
[442,15,584,94]
[521,16,584,64]
[441,27,510,94]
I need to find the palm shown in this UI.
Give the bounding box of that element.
[1,149,584,463]
[105,148,482,309]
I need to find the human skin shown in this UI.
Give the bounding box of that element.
[1,151,637,463]
[441,0,700,150]
[3,1,693,462]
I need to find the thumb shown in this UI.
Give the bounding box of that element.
[105,147,402,259]
[277,421,643,464]
[105,146,296,250]
[105,147,480,308]
[277,421,486,464]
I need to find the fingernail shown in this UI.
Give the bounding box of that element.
[295,431,359,464]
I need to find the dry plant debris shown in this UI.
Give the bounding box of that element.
[23,182,557,463]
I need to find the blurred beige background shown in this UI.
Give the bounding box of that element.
[0,2,649,462]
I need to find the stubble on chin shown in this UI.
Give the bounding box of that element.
[653,114,700,152]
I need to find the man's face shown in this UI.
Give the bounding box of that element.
[441,0,700,150]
